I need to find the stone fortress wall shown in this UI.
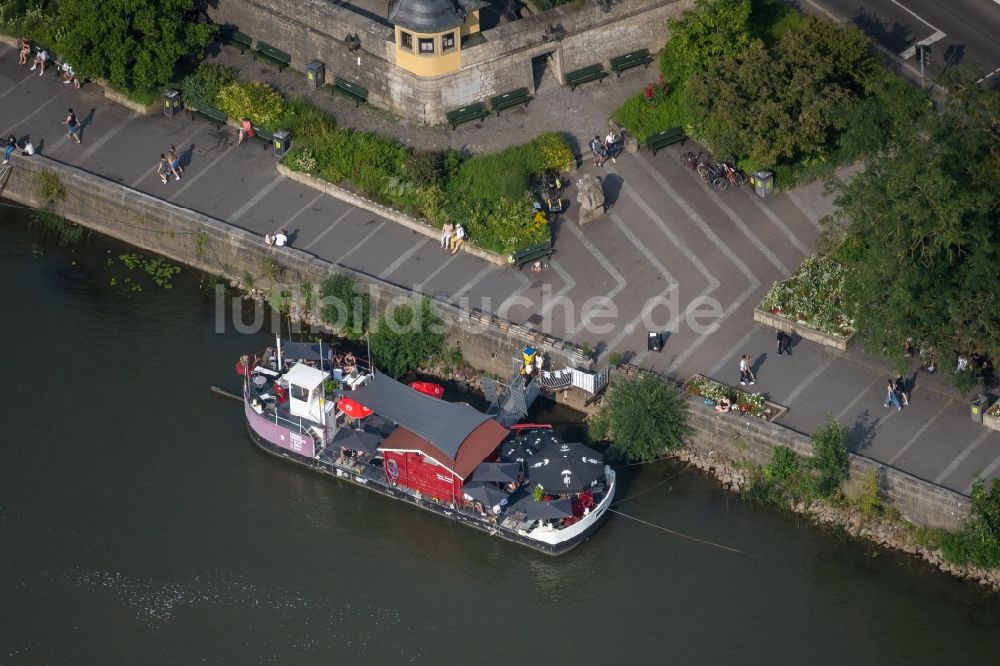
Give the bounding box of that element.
[205,0,693,124]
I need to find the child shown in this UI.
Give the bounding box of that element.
[19,39,31,65]
[155,154,170,184]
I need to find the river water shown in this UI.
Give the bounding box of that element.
[2,207,998,663]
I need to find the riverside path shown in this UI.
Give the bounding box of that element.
[1,42,997,496]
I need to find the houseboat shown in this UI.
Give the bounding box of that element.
[237,339,616,555]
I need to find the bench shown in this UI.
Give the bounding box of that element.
[226,30,253,56]
[32,45,58,71]
[445,102,487,130]
[610,48,652,77]
[251,124,275,145]
[189,102,227,129]
[646,126,686,155]
[564,64,606,91]
[254,42,291,71]
[332,77,368,107]
[490,87,532,116]
[508,240,554,270]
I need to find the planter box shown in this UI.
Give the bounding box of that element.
[753,307,855,352]
[683,373,788,423]
[984,403,1000,433]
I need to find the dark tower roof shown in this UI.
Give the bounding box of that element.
[389,0,465,34]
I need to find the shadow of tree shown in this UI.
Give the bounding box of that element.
[846,409,879,454]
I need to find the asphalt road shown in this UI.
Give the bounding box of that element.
[804,0,1000,84]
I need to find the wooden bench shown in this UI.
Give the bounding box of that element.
[564,64,606,91]
[610,48,652,77]
[226,30,253,56]
[646,126,686,155]
[445,102,487,130]
[251,124,275,145]
[508,240,554,269]
[189,102,227,129]
[490,87,532,116]
[332,77,368,107]
[254,42,291,71]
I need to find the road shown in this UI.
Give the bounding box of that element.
[804,0,1000,84]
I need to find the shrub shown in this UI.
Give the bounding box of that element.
[217,80,285,127]
[854,467,882,517]
[370,297,445,378]
[460,193,547,255]
[612,86,690,143]
[939,477,1000,569]
[589,375,692,463]
[319,274,370,340]
[809,414,849,497]
[181,63,239,107]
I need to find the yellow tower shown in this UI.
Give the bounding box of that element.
[389,0,485,76]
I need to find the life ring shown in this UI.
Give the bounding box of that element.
[274,384,288,403]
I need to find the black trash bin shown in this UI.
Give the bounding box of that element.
[306,60,325,89]
[163,90,181,117]
[273,130,291,157]
[647,331,663,353]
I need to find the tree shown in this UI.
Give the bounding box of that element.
[661,0,753,88]
[370,297,445,378]
[56,0,214,92]
[829,79,1000,365]
[808,414,848,497]
[941,477,1000,568]
[319,274,370,340]
[588,375,691,463]
[685,16,879,170]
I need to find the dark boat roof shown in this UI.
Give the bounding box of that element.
[349,371,497,460]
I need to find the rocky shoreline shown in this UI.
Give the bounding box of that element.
[672,448,1000,592]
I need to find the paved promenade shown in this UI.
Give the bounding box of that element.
[2,43,997,496]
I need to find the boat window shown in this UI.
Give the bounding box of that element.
[290,384,309,402]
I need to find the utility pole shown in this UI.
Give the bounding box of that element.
[916,44,930,79]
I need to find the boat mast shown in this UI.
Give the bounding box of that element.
[276,333,282,371]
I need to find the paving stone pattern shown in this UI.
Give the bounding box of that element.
[1,43,997,496]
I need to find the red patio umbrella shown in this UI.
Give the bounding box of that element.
[336,396,373,418]
[408,381,444,399]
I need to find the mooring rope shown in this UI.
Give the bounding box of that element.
[608,508,760,558]
[610,462,693,507]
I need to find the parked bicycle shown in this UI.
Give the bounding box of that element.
[720,161,747,188]
[695,158,728,191]
[679,151,703,170]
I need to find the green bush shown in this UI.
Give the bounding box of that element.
[217,80,285,127]
[611,86,690,143]
[809,414,849,497]
[319,274,370,340]
[589,375,692,463]
[940,477,1000,569]
[181,63,239,107]
[370,297,445,378]
[278,96,337,142]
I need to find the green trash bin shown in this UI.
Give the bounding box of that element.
[971,394,989,424]
[273,130,291,157]
[750,171,774,199]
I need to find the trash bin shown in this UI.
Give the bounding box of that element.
[971,394,989,423]
[306,60,325,89]
[273,130,291,157]
[750,171,774,199]
[163,90,181,117]
[647,331,663,353]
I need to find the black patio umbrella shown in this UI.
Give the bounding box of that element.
[462,482,509,507]
[520,429,562,453]
[469,462,520,484]
[525,441,604,493]
[499,439,539,463]
[330,427,382,455]
[515,498,574,521]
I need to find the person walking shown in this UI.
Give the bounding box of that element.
[3,135,16,164]
[776,331,792,357]
[884,379,902,411]
[63,108,81,144]
[440,222,453,250]
[450,223,466,255]
[155,153,170,184]
[589,135,605,167]
[739,353,755,386]
[167,144,183,180]
[894,377,909,406]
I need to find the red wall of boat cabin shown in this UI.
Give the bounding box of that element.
[384,451,462,503]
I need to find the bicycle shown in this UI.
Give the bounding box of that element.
[680,151,703,170]
[720,161,747,188]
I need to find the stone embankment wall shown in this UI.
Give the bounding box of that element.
[2,155,588,402]
[206,0,692,124]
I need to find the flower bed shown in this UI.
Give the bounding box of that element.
[758,255,855,345]
[985,401,1000,433]
[683,374,786,422]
